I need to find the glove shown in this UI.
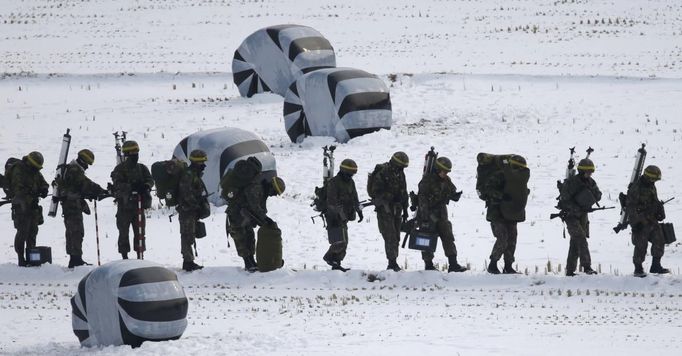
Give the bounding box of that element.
[38,187,48,198]
[452,191,463,202]
[402,208,408,224]
[357,209,364,223]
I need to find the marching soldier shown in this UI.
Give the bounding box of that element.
[323,159,362,272]
[417,157,467,272]
[61,149,108,268]
[369,152,409,271]
[485,155,529,274]
[627,165,669,277]
[227,174,286,272]
[8,152,49,266]
[176,149,209,272]
[110,141,154,259]
[558,158,601,276]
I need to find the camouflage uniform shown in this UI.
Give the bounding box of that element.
[370,163,408,261]
[417,172,461,264]
[61,160,106,257]
[226,180,273,258]
[559,173,602,274]
[10,159,48,263]
[110,159,154,256]
[627,177,665,266]
[176,166,208,262]
[484,171,518,265]
[323,173,360,264]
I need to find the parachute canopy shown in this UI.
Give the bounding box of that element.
[283,67,392,143]
[173,128,276,205]
[233,24,336,98]
[71,260,188,348]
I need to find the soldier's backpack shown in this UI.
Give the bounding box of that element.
[366,163,386,199]
[476,153,512,201]
[220,157,262,201]
[256,223,283,272]
[312,183,328,213]
[151,159,187,206]
[2,157,21,198]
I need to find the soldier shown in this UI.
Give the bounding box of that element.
[323,159,363,272]
[110,141,154,259]
[61,149,108,268]
[417,157,467,272]
[9,152,49,266]
[227,174,286,272]
[485,155,529,274]
[558,158,601,276]
[176,149,209,272]
[369,152,409,271]
[627,165,669,277]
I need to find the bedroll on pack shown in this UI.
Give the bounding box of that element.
[256,223,283,272]
[2,158,21,198]
[151,159,187,206]
[220,157,262,201]
[366,163,386,199]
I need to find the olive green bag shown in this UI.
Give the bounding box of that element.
[256,223,283,272]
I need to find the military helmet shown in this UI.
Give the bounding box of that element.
[435,156,452,173]
[339,159,358,175]
[78,149,95,165]
[26,151,44,170]
[121,140,140,155]
[577,158,595,172]
[271,176,286,195]
[390,151,409,168]
[509,155,528,169]
[189,149,208,163]
[643,165,661,181]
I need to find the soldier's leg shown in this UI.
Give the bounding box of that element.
[631,228,648,266]
[650,224,665,259]
[438,220,457,258]
[578,215,592,269]
[564,217,585,273]
[489,222,509,263]
[178,213,196,262]
[64,213,85,257]
[13,212,30,264]
[27,211,39,250]
[503,222,518,265]
[324,225,348,263]
[116,208,132,255]
[377,210,399,261]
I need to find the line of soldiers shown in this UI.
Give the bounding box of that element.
[3,147,673,277]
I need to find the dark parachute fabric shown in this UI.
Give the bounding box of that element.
[256,223,283,272]
[151,159,187,206]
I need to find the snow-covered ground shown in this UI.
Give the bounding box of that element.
[1,1,682,355]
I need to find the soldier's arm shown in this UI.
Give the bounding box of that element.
[399,172,409,209]
[142,165,154,189]
[591,180,602,202]
[178,172,200,209]
[326,179,342,217]
[559,178,581,213]
[245,184,268,223]
[626,184,645,225]
[447,178,462,202]
[371,167,393,203]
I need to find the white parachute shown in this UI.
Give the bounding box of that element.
[172,128,277,206]
[283,67,392,143]
[71,260,188,348]
[232,24,336,97]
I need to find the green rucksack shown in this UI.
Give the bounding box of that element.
[151,159,187,206]
[366,163,386,199]
[476,153,513,201]
[220,157,262,201]
[2,157,21,198]
[499,163,530,222]
[256,223,283,272]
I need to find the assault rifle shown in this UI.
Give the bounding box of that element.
[550,206,615,220]
[113,131,127,165]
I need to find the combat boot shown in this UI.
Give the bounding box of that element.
[649,257,670,274]
[121,253,128,260]
[487,260,500,274]
[331,264,350,272]
[424,260,437,271]
[243,256,257,273]
[387,259,401,272]
[182,260,203,272]
[502,262,520,274]
[68,255,90,268]
[583,266,598,275]
[633,263,647,278]
[565,270,576,277]
[447,257,468,273]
